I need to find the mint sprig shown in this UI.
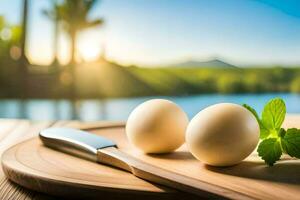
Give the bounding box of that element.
[243,98,300,166]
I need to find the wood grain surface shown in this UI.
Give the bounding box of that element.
[0,120,55,200]
[0,115,300,200]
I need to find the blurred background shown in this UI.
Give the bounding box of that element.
[0,0,300,121]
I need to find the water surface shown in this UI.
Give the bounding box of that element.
[0,93,299,121]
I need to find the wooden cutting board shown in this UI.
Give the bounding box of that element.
[2,124,300,200]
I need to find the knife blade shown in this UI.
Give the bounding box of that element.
[39,127,251,200]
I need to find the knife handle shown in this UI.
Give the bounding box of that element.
[97,147,248,200]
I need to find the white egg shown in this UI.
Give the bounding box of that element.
[126,99,188,153]
[186,103,259,166]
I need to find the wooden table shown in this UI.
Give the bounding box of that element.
[1,115,300,199]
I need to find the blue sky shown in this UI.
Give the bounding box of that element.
[1,0,300,66]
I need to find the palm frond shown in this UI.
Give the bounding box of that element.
[81,18,104,29]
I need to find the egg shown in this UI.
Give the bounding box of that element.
[126,99,188,153]
[186,103,259,166]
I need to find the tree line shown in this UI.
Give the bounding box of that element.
[128,66,300,96]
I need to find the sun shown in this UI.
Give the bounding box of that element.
[77,36,102,62]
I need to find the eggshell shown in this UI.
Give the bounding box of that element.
[186,103,259,166]
[126,99,188,153]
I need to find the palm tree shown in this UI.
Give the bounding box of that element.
[58,0,104,114]
[58,0,104,65]
[20,0,29,98]
[42,0,60,66]
[20,0,29,64]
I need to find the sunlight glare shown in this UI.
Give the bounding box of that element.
[77,36,102,62]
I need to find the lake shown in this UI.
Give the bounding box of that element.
[0,93,299,121]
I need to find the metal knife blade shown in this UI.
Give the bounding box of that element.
[40,127,116,161]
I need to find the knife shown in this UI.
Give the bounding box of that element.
[39,127,250,200]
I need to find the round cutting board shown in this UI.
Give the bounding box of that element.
[2,125,300,200]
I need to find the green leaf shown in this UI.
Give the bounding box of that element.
[257,138,282,166]
[262,98,286,130]
[281,128,300,158]
[243,104,269,139]
[278,128,286,138]
[260,127,270,139]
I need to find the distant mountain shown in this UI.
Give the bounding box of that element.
[171,59,237,68]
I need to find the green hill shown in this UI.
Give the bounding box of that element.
[75,60,155,98]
